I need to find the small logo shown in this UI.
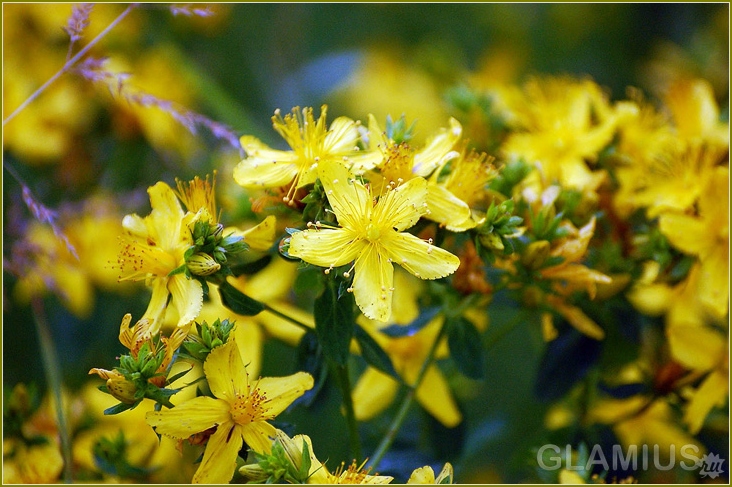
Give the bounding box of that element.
[699,452,726,479]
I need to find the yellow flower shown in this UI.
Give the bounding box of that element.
[667,324,728,434]
[288,162,461,322]
[538,217,612,340]
[408,462,454,484]
[501,76,620,192]
[627,259,729,433]
[428,145,498,231]
[146,340,314,483]
[364,115,470,230]
[11,194,124,318]
[588,396,703,456]
[332,48,451,144]
[3,438,64,483]
[659,165,729,318]
[234,105,381,205]
[614,142,724,219]
[116,181,203,333]
[664,78,729,149]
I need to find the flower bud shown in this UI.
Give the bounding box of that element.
[522,240,551,270]
[187,253,221,276]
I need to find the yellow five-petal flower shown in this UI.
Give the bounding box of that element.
[117,181,203,333]
[288,163,460,322]
[146,340,313,484]
[234,105,381,205]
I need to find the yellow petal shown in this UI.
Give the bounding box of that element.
[191,423,244,484]
[240,135,299,163]
[353,243,394,322]
[698,246,729,318]
[413,118,462,177]
[626,282,674,316]
[146,396,231,439]
[323,116,360,153]
[666,78,720,140]
[658,213,707,256]
[425,184,472,230]
[256,372,314,417]
[348,149,385,174]
[373,176,427,232]
[234,137,299,188]
[407,466,436,484]
[204,340,249,402]
[238,214,277,252]
[244,258,298,302]
[169,273,203,328]
[352,367,400,421]
[141,277,172,334]
[667,325,725,371]
[147,181,185,250]
[559,470,586,484]
[258,301,312,345]
[384,232,461,280]
[550,299,605,340]
[234,321,263,379]
[241,421,277,454]
[317,162,371,229]
[415,364,462,428]
[683,370,729,434]
[289,228,363,268]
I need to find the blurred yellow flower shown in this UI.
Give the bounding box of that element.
[538,217,612,340]
[352,273,464,428]
[659,165,729,318]
[588,395,704,457]
[146,340,314,483]
[3,438,64,484]
[664,77,729,149]
[333,49,450,143]
[11,195,125,318]
[501,76,620,192]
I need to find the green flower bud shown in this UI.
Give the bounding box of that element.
[522,240,551,270]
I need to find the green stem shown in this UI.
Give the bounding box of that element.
[333,362,362,461]
[261,302,312,332]
[483,309,525,353]
[368,316,449,471]
[32,297,73,483]
[3,4,136,126]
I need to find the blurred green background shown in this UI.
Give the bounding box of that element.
[3,3,728,483]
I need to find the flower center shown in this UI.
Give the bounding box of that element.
[366,223,381,242]
[230,388,268,425]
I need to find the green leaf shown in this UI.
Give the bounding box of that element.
[313,279,354,366]
[353,325,398,379]
[299,438,312,480]
[296,331,328,407]
[229,254,272,276]
[218,280,265,316]
[103,401,137,415]
[446,316,485,379]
